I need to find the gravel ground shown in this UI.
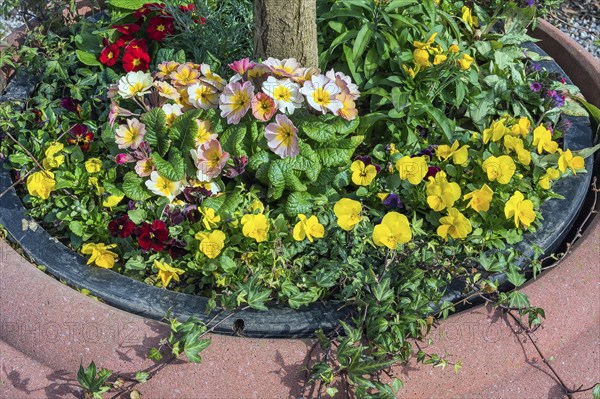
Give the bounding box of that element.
[545,0,600,59]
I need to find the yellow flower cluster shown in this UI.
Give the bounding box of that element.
[406,32,474,77]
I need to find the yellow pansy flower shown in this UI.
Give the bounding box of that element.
[511,117,531,137]
[448,44,460,53]
[240,213,269,242]
[85,158,102,174]
[372,212,412,249]
[464,184,494,213]
[532,125,558,154]
[396,156,427,185]
[482,155,516,185]
[458,53,474,70]
[250,200,265,214]
[413,49,431,68]
[436,140,469,165]
[333,198,362,231]
[557,149,585,174]
[154,260,185,287]
[538,167,561,189]
[482,119,510,144]
[503,136,531,166]
[433,54,447,65]
[504,191,536,228]
[81,243,118,269]
[437,208,472,240]
[293,214,325,242]
[461,6,479,28]
[88,176,104,195]
[42,142,65,170]
[26,170,56,200]
[195,230,226,259]
[413,32,438,50]
[426,171,461,212]
[350,160,377,186]
[102,195,124,208]
[201,207,221,230]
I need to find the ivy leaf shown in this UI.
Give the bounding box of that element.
[508,291,530,309]
[183,330,211,363]
[147,347,163,361]
[506,265,526,287]
[122,172,152,201]
[151,150,185,181]
[142,108,169,156]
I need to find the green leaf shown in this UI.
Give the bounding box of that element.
[592,383,600,399]
[151,151,185,181]
[135,371,149,383]
[169,109,203,152]
[571,96,600,124]
[69,221,85,237]
[285,192,313,217]
[122,172,152,201]
[298,118,336,143]
[183,330,211,363]
[220,255,237,273]
[506,266,526,287]
[220,124,248,156]
[127,208,147,224]
[108,0,147,9]
[574,143,600,160]
[353,23,374,62]
[247,286,272,311]
[364,47,378,79]
[75,50,102,67]
[141,108,170,156]
[423,106,454,142]
[147,347,163,361]
[508,291,530,309]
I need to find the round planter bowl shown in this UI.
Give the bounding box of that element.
[0,37,595,338]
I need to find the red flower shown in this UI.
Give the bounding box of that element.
[137,220,169,252]
[112,23,140,36]
[108,215,136,238]
[179,4,194,12]
[115,35,133,48]
[147,16,174,42]
[99,44,120,67]
[122,47,151,72]
[200,17,206,25]
[134,2,165,19]
[67,124,94,152]
[125,38,148,53]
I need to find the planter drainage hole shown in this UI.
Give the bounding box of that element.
[233,318,245,334]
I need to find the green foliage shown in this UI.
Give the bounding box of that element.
[77,361,113,399]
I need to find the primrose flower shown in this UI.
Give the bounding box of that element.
[263,57,301,78]
[154,260,185,287]
[333,198,362,231]
[426,171,461,212]
[437,208,472,240]
[241,213,270,243]
[461,6,479,28]
[504,191,536,228]
[190,139,230,181]
[135,158,154,177]
[436,140,469,165]
[118,71,154,99]
[26,170,56,200]
[170,64,200,86]
[251,92,277,121]
[264,114,299,159]
[42,142,65,170]
[199,64,227,91]
[300,74,342,114]
[482,119,510,144]
[396,156,428,185]
[109,102,135,128]
[81,243,118,269]
[85,158,102,174]
[201,207,221,230]
[464,184,494,213]
[372,212,412,249]
[538,167,561,189]
[154,81,180,100]
[413,49,430,68]
[194,119,217,146]
[187,83,219,110]
[336,92,358,121]
[156,61,179,79]
[292,66,321,85]
[228,58,256,75]
[325,69,360,100]
[557,149,585,174]
[511,117,531,137]
[145,171,182,201]
[261,76,303,114]
[533,125,558,154]
[482,155,516,185]
[115,118,146,150]
[219,81,255,124]
[350,160,377,186]
[293,214,325,242]
[195,230,226,259]
[162,103,184,126]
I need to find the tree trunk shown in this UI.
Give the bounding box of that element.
[254,0,318,68]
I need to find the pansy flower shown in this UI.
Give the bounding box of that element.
[293,214,325,242]
[240,214,269,242]
[219,81,254,124]
[557,149,585,174]
[137,220,169,252]
[264,114,299,158]
[108,214,136,238]
[396,156,427,185]
[81,243,118,269]
[350,160,377,186]
[26,170,55,200]
[463,184,494,213]
[261,76,303,114]
[195,230,226,258]
[437,208,472,240]
[482,155,516,184]
[532,125,558,154]
[426,171,461,212]
[67,124,94,152]
[504,191,536,228]
[300,75,342,114]
[333,198,362,231]
[373,212,412,249]
[154,260,185,287]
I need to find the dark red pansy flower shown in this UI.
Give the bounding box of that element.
[166,239,187,259]
[147,16,174,42]
[137,220,169,252]
[108,214,136,238]
[32,109,43,126]
[67,124,94,152]
[61,97,77,112]
[112,23,141,36]
[126,38,148,53]
[99,43,120,67]
[122,47,151,72]
[424,166,442,181]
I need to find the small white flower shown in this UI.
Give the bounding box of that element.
[118,71,154,99]
[162,103,184,126]
[145,171,182,201]
[325,69,360,100]
[187,83,219,109]
[300,74,342,114]
[262,76,303,114]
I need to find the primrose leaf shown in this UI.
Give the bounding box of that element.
[141,108,170,156]
[122,172,152,201]
[151,151,185,181]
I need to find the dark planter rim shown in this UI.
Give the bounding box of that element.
[0,39,595,338]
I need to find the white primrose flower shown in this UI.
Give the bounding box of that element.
[300,74,342,114]
[145,171,182,201]
[261,76,303,114]
[117,71,154,99]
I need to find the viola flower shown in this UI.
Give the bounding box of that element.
[147,16,174,41]
[333,198,362,231]
[503,136,531,166]
[413,32,437,50]
[413,49,430,68]
[224,155,248,178]
[135,158,154,177]
[102,195,124,209]
[85,158,102,174]
[433,54,448,65]
[201,207,221,230]
[372,212,412,249]
[191,139,229,181]
[538,167,561,189]
[482,119,510,144]
[170,64,200,87]
[156,61,180,79]
[437,208,472,240]
[336,92,358,121]
[482,155,516,184]
[26,170,55,200]
[261,76,303,114]
[377,193,403,209]
[166,239,187,259]
[81,243,118,269]
[67,124,94,152]
[293,214,325,242]
[424,165,441,180]
[251,92,277,121]
[449,43,460,53]
[229,58,256,76]
[154,81,180,100]
[187,83,219,109]
[326,69,360,100]
[263,57,301,78]
[122,47,150,72]
[195,230,226,258]
[61,97,80,114]
[145,171,182,201]
[118,71,154,99]
[396,156,427,185]
[264,114,299,159]
[350,160,377,186]
[532,124,558,154]
[464,184,494,213]
[115,118,146,149]
[154,260,185,287]
[461,6,479,28]
[113,23,140,36]
[162,103,184,126]
[99,43,120,67]
[457,53,475,70]
[137,220,169,252]
[108,214,136,238]
[194,119,217,146]
[426,171,461,212]
[530,82,542,92]
[219,81,254,124]
[300,74,342,114]
[435,140,469,165]
[109,102,135,128]
[240,213,270,243]
[504,191,536,228]
[557,149,585,174]
[42,142,65,170]
[511,117,531,137]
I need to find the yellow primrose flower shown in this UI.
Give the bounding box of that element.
[102,195,124,208]
[81,243,118,269]
[350,160,377,186]
[85,158,102,174]
[372,212,412,249]
[448,43,460,53]
[436,140,469,165]
[396,156,427,185]
[482,155,516,185]
[482,120,510,144]
[557,149,585,174]
[433,54,448,65]
[457,53,475,70]
[26,170,56,200]
[532,125,558,154]
[426,171,461,212]
[538,167,561,189]
[413,49,431,68]
[42,142,65,170]
[511,117,531,137]
[333,198,362,231]
[117,71,154,99]
[461,6,479,28]
[413,32,437,50]
[464,184,494,213]
[201,207,221,230]
[240,213,270,242]
[195,119,216,145]
[504,191,536,228]
[154,260,185,287]
[293,214,325,242]
[145,171,182,201]
[195,230,226,259]
[437,208,472,240]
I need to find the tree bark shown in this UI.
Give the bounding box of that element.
[254,0,318,68]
